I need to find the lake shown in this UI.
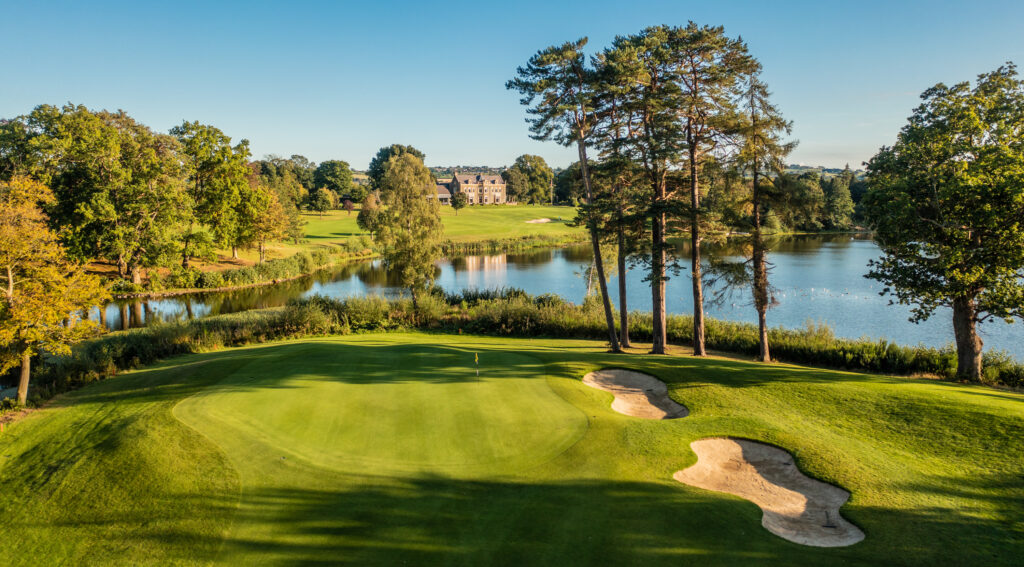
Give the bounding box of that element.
[96,234,1024,359]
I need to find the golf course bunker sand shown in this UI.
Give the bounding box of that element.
[674,438,865,547]
[582,369,688,419]
[524,218,551,223]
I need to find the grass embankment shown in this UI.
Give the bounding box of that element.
[1,333,1021,565]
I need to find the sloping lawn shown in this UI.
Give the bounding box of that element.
[302,205,583,247]
[1,333,1021,565]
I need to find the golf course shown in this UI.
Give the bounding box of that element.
[2,333,1021,565]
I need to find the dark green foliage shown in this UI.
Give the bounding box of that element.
[313,160,353,196]
[367,144,426,191]
[16,289,1020,414]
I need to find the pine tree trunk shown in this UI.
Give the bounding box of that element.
[577,140,620,352]
[689,141,706,356]
[751,169,771,362]
[617,222,630,348]
[651,176,667,354]
[17,351,30,405]
[952,296,983,381]
[117,256,128,279]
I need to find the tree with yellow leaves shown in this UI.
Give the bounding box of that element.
[0,177,109,405]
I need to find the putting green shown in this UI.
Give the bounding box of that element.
[174,341,587,474]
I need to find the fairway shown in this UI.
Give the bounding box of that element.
[302,204,584,248]
[2,333,1022,565]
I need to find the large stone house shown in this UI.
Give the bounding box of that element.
[433,171,507,205]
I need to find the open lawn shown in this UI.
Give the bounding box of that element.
[1,333,1022,565]
[302,204,584,248]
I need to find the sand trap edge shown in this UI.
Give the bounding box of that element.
[582,368,689,419]
[673,437,865,547]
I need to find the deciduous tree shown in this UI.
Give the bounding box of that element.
[864,64,1024,381]
[369,154,443,308]
[451,191,468,214]
[0,177,109,405]
[314,160,353,197]
[367,144,426,192]
[171,121,251,267]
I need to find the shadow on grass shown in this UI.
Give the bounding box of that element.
[21,470,1023,566]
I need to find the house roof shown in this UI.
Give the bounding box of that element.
[436,185,451,197]
[453,171,505,185]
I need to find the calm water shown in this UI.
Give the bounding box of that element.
[97,234,1024,359]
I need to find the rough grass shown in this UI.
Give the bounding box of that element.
[1,333,1022,565]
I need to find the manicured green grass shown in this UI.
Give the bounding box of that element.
[2,333,1022,565]
[302,204,584,248]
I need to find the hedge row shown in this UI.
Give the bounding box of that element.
[11,289,1022,414]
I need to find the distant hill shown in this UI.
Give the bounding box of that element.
[785,164,866,179]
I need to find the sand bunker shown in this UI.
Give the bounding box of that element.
[582,369,688,419]
[674,438,864,547]
[524,218,551,224]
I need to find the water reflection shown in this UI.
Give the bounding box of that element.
[94,234,1023,359]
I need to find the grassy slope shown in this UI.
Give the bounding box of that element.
[303,205,583,248]
[2,333,1022,565]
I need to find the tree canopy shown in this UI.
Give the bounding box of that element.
[369,154,443,307]
[367,144,426,192]
[864,63,1024,380]
[0,176,109,404]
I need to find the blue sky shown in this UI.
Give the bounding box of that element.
[3,0,1023,170]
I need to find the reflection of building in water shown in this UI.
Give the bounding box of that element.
[455,254,507,274]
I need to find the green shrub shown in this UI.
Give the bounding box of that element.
[22,289,1024,415]
[168,266,202,289]
[197,271,225,289]
[109,279,143,294]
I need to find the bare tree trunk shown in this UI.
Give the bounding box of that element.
[651,176,667,354]
[689,139,706,357]
[952,296,983,381]
[751,168,770,362]
[130,265,143,285]
[232,246,239,259]
[98,305,107,328]
[117,256,128,279]
[121,303,130,330]
[182,222,193,269]
[17,351,30,405]
[577,140,621,353]
[617,222,631,348]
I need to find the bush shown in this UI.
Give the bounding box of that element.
[168,266,202,289]
[21,289,1024,416]
[197,271,225,289]
[109,279,143,294]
